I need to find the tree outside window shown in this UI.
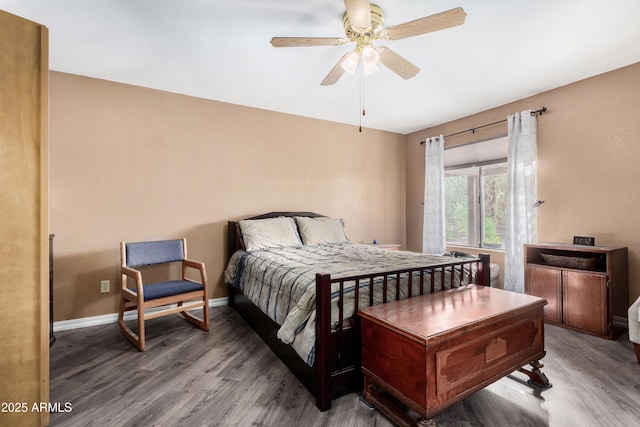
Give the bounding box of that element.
[444,163,506,249]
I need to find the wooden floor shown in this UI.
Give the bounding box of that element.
[49,306,640,426]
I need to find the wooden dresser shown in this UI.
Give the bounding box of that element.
[359,285,547,425]
[524,243,628,339]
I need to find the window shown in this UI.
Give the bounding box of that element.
[444,136,507,249]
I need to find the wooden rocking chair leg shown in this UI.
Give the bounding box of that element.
[180,301,210,331]
[120,323,143,351]
[633,343,640,363]
[181,311,206,330]
[137,305,146,351]
[118,298,144,351]
[117,296,126,327]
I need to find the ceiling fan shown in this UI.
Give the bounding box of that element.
[270,0,467,86]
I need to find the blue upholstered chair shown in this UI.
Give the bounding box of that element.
[118,238,209,351]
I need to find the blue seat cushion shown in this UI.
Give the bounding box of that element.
[139,280,204,301]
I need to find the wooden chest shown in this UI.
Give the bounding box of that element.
[359,285,546,423]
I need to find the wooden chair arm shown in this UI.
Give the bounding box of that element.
[121,265,144,299]
[183,259,208,286]
[121,265,142,279]
[183,259,205,271]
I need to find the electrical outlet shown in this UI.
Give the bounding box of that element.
[100,280,110,293]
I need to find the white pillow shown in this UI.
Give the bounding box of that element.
[239,217,302,251]
[295,216,350,245]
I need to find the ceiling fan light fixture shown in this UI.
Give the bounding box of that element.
[341,51,361,74]
[363,62,379,76]
[361,45,380,76]
[271,4,467,86]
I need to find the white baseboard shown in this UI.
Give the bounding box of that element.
[53,296,228,332]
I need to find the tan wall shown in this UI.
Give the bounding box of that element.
[406,62,640,303]
[50,72,406,321]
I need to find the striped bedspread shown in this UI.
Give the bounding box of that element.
[224,243,473,366]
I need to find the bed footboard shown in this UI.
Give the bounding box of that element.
[314,253,491,411]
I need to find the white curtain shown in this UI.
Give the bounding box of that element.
[423,135,446,254]
[504,111,537,292]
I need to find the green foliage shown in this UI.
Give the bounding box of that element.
[444,167,506,248]
[483,217,501,245]
[482,173,505,246]
[444,175,468,243]
[483,174,506,227]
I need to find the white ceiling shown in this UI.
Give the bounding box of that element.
[2,0,640,134]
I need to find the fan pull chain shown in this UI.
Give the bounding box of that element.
[359,73,365,132]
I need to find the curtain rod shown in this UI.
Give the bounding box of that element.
[419,107,547,145]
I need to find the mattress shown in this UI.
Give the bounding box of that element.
[225,242,473,365]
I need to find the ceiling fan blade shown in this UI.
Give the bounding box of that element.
[321,53,352,86]
[377,46,420,80]
[383,7,466,40]
[270,37,347,47]
[343,0,371,29]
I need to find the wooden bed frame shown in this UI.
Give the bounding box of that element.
[226,212,491,412]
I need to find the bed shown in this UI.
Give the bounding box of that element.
[225,212,490,411]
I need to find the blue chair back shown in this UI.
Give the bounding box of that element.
[125,239,184,268]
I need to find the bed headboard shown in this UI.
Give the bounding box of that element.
[226,212,326,263]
